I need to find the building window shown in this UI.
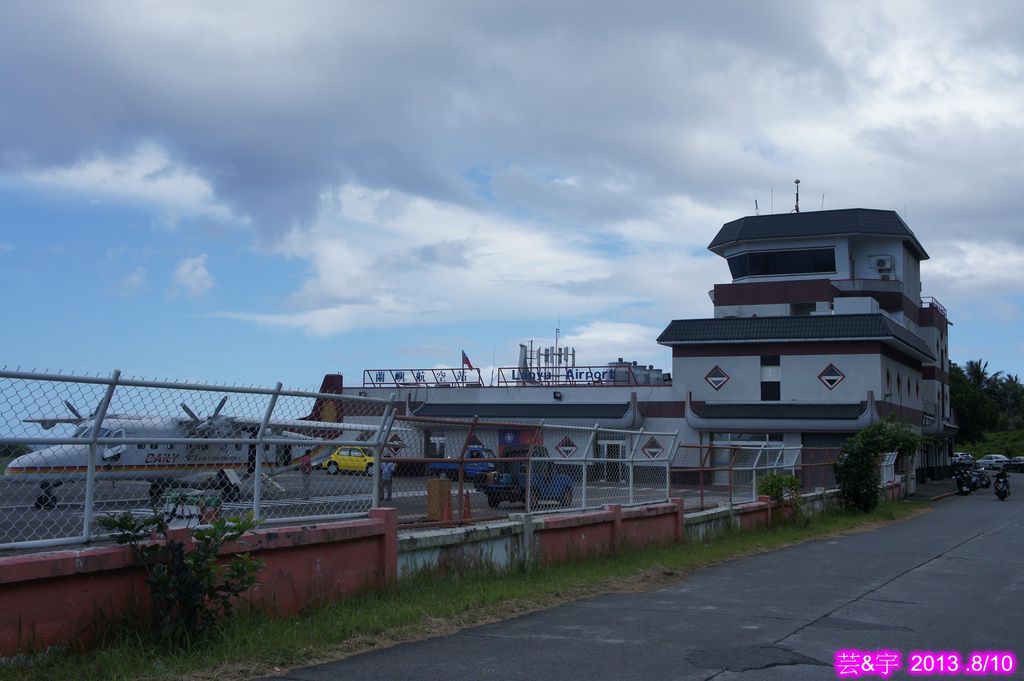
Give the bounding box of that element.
[790,302,816,316]
[761,381,781,401]
[759,355,781,400]
[727,248,836,279]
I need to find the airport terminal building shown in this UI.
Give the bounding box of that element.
[354,208,956,483]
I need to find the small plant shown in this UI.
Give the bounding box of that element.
[97,508,263,647]
[758,473,806,525]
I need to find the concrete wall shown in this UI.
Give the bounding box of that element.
[0,489,854,658]
[0,509,397,657]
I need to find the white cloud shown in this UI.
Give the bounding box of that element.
[220,182,722,341]
[923,240,1024,292]
[10,142,240,225]
[116,266,146,296]
[171,255,214,298]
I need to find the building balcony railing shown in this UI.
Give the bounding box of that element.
[921,296,947,317]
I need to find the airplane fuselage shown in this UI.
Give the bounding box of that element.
[4,417,322,485]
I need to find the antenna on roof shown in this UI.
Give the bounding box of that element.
[820,193,825,210]
[754,199,759,216]
[793,179,800,213]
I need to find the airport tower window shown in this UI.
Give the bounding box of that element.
[727,248,836,279]
[761,381,781,401]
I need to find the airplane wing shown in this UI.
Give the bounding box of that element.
[208,416,389,432]
[23,417,81,430]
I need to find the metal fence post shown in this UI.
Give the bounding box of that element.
[666,429,679,502]
[581,423,598,509]
[371,394,398,509]
[525,420,542,513]
[627,428,643,505]
[83,370,121,542]
[253,382,283,521]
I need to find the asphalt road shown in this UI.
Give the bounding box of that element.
[259,485,1023,681]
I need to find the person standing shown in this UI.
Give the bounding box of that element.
[380,457,396,502]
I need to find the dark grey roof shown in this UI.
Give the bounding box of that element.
[690,402,866,420]
[411,403,630,419]
[708,208,928,260]
[657,313,934,360]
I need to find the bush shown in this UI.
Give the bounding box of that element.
[97,510,263,647]
[835,421,921,513]
[758,473,806,525]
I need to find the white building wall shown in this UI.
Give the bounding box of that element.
[779,354,881,402]
[675,352,883,403]
[676,355,762,402]
[879,355,924,413]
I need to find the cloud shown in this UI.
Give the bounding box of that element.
[171,255,214,298]
[218,182,722,339]
[116,266,146,296]
[8,142,240,225]
[3,2,1024,372]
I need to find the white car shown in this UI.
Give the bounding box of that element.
[976,454,1010,470]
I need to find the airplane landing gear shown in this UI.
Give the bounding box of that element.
[34,482,59,510]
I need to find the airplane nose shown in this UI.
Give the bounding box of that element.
[3,450,29,475]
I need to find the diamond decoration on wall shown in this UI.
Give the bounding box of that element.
[705,365,730,391]
[818,363,845,390]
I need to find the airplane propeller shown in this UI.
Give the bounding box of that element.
[63,400,84,420]
[181,397,231,432]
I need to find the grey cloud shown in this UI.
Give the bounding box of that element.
[0,1,846,239]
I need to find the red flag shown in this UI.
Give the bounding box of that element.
[461,350,474,370]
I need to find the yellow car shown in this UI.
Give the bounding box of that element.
[322,447,375,475]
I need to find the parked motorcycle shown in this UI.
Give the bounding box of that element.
[954,464,978,495]
[977,468,992,489]
[994,465,1011,501]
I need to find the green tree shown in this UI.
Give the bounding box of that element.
[950,361,998,443]
[835,420,921,513]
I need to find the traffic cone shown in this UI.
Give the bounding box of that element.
[442,493,452,522]
[461,491,473,520]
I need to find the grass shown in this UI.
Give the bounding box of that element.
[1,500,929,681]
[962,430,1024,457]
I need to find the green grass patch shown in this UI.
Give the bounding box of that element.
[1,500,929,681]
[962,430,1024,457]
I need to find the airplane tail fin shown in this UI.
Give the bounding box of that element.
[303,374,345,423]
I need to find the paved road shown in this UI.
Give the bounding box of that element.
[261,486,1023,681]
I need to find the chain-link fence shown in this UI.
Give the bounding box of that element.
[1,368,850,550]
[670,444,842,510]
[0,370,397,550]
[375,415,678,526]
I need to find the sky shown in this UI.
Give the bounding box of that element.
[1,1,1023,391]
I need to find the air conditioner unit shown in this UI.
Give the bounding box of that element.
[870,254,894,271]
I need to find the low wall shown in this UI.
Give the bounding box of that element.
[2,490,848,657]
[397,520,526,576]
[0,508,397,657]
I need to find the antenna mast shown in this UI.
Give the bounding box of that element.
[793,179,800,213]
[754,199,759,216]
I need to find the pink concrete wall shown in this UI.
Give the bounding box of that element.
[0,508,397,657]
[536,500,686,565]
